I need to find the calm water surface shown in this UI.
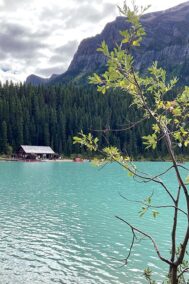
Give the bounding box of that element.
[0,161,188,284]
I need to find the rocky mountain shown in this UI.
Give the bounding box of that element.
[26,73,58,85]
[26,1,189,85]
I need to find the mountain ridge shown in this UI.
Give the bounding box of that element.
[26,1,189,85]
[26,73,59,85]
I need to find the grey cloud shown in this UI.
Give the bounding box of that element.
[36,65,65,77]
[0,32,45,58]
[0,50,8,60]
[2,22,50,39]
[40,1,102,21]
[55,40,78,56]
[0,0,117,81]
[40,6,67,21]
[1,67,10,72]
[2,23,26,37]
[40,2,116,30]
[64,2,116,29]
[2,0,30,10]
[104,3,117,14]
[49,54,64,64]
[0,22,49,59]
[49,40,78,64]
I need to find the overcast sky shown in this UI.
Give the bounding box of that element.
[0,0,187,83]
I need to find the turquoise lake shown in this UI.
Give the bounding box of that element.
[0,161,188,283]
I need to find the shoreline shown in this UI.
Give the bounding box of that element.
[0,158,187,163]
[0,158,90,163]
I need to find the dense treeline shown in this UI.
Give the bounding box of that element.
[0,81,187,158]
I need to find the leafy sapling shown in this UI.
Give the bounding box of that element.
[74,2,189,283]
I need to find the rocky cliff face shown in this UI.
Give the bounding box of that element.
[27,1,189,85]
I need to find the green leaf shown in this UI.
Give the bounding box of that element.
[185,175,189,184]
[102,146,121,161]
[143,267,153,280]
[144,196,152,205]
[152,210,159,218]
[132,40,140,46]
[152,124,160,133]
[73,132,99,152]
[139,206,147,217]
[97,40,109,56]
[128,171,134,177]
[143,134,157,149]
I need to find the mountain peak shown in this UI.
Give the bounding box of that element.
[26,1,189,85]
[26,73,59,85]
[26,74,48,85]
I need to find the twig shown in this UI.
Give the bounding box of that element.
[113,158,176,203]
[178,267,189,279]
[141,165,174,181]
[119,192,187,216]
[178,164,189,172]
[89,116,147,133]
[115,215,172,265]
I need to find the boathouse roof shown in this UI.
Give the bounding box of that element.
[20,145,55,154]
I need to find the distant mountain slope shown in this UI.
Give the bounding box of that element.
[26,74,49,85]
[26,1,189,85]
[26,74,58,85]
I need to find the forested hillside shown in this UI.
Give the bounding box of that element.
[0,81,187,158]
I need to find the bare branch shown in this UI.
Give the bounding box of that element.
[110,231,147,268]
[178,164,189,172]
[122,228,136,266]
[170,186,181,265]
[111,229,137,268]
[141,165,174,181]
[115,215,172,265]
[111,157,176,203]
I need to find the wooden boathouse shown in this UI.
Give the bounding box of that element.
[18,145,56,160]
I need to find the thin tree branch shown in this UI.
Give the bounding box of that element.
[114,229,136,268]
[170,186,181,266]
[119,192,187,216]
[89,116,147,133]
[178,267,189,279]
[110,157,176,203]
[178,164,189,172]
[175,226,189,266]
[115,215,172,265]
[141,165,174,181]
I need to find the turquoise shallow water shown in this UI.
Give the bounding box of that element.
[0,161,188,284]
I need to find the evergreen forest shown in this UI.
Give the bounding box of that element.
[0,81,187,159]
